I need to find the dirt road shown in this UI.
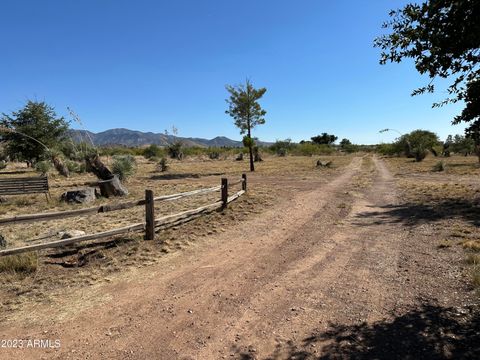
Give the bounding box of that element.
[1,156,478,359]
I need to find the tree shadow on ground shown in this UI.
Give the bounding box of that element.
[353,200,480,227]
[234,303,480,359]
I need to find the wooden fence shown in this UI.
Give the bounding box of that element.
[0,174,247,257]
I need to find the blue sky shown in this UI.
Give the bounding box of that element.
[0,0,467,144]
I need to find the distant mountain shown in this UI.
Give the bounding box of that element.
[68,128,272,148]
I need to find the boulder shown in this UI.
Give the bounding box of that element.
[58,230,86,239]
[61,187,96,204]
[235,153,244,161]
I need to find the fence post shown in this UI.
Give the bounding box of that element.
[145,189,155,240]
[242,173,247,192]
[221,178,228,208]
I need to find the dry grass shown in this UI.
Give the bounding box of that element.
[0,252,37,274]
[467,254,480,288]
[438,239,454,249]
[350,155,376,189]
[383,155,480,289]
[462,240,480,252]
[384,155,480,176]
[0,154,354,319]
[0,154,353,250]
[383,156,480,224]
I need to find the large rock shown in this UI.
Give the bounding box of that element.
[61,187,96,204]
[98,175,128,197]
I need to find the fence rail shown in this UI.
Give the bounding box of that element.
[0,185,222,225]
[0,175,247,257]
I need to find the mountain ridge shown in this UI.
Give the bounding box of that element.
[68,128,272,147]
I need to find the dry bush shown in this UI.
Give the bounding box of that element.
[0,252,37,274]
[432,160,445,172]
[462,240,480,252]
[466,254,480,288]
[473,266,480,288]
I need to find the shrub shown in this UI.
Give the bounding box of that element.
[291,143,334,156]
[35,160,51,175]
[376,143,402,156]
[112,155,137,181]
[167,142,184,160]
[270,139,292,156]
[209,151,220,160]
[158,157,168,172]
[413,147,428,162]
[143,144,163,159]
[294,142,317,156]
[0,252,38,274]
[253,146,263,162]
[66,160,86,173]
[432,161,446,172]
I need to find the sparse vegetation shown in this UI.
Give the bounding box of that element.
[432,160,445,172]
[143,144,163,159]
[34,160,51,175]
[462,240,480,252]
[270,139,293,156]
[208,151,220,160]
[112,155,137,181]
[0,252,37,274]
[158,157,168,172]
[167,142,184,160]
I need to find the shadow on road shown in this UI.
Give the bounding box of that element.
[233,303,480,359]
[354,200,480,227]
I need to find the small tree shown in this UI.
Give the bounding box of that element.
[0,101,69,165]
[398,130,439,162]
[165,126,184,160]
[225,80,267,172]
[450,134,475,156]
[340,138,352,148]
[375,1,480,124]
[311,133,337,145]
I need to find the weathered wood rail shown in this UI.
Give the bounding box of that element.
[0,185,221,225]
[0,175,247,256]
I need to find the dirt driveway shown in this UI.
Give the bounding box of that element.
[0,156,478,359]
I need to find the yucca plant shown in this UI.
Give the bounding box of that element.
[112,155,137,181]
[35,160,51,175]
